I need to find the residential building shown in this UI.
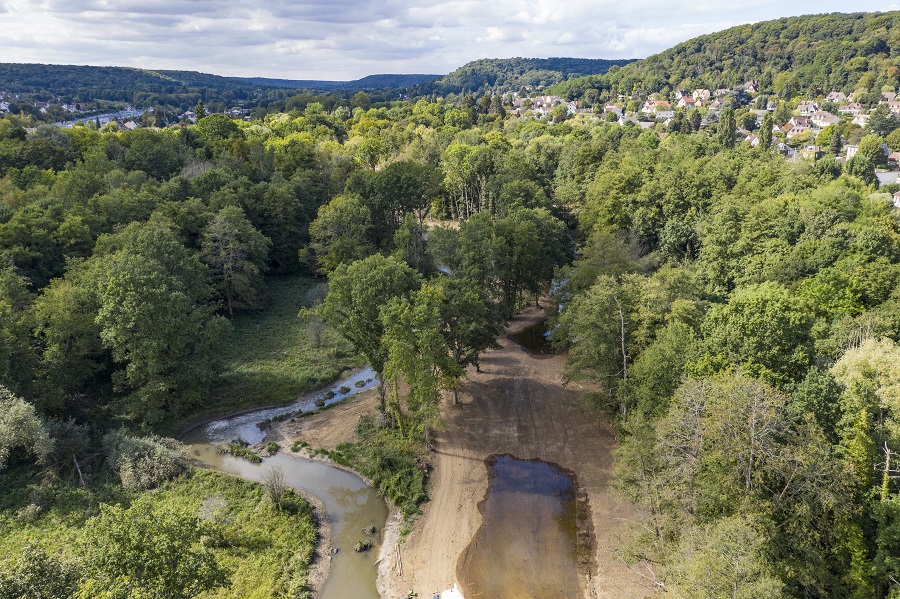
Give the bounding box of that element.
[798,101,819,116]
[800,145,823,160]
[810,111,840,128]
[839,102,865,116]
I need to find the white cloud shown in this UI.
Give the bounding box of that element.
[0,0,895,79]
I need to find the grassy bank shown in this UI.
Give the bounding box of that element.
[0,468,318,598]
[162,275,362,435]
[325,415,429,519]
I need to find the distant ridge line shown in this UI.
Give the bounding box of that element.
[235,74,443,90]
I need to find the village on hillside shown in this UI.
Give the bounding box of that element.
[6,77,900,204]
[509,83,900,177]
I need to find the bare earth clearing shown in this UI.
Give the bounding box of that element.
[275,306,648,598]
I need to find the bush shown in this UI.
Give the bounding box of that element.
[102,430,190,491]
[0,545,80,599]
[219,441,262,463]
[332,415,428,518]
[0,385,53,472]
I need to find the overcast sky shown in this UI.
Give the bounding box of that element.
[0,0,898,80]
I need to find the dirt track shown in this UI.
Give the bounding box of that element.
[273,387,379,451]
[277,306,648,598]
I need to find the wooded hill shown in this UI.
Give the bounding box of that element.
[0,63,440,104]
[557,11,900,101]
[0,58,632,106]
[416,57,635,96]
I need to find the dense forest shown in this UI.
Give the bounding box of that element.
[557,11,900,103]
[2,9,900,599]
[0,58,630,119]
[0,94,573,597]
[0,64,439,117]
[0,63,439,100]
[414,57,635,97]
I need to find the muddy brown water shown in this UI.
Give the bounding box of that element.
[456,455,591,599]
[180,368,387,599]
[508,320,555,356]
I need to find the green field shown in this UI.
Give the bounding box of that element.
[163,276,362,434]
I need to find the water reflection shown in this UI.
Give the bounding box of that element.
[509,321,554,356]
[187,367,378,445]
[457,455,584,599]
[180,370,386,599]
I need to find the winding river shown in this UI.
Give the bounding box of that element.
[180,368,388,599]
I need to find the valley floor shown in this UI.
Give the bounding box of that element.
[275,306,648,599]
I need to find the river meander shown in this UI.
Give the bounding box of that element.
[180,368,387,599]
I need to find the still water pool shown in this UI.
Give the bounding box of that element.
[456,455,587,599]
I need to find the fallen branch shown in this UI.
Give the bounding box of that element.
[613,553,666,592]
[73,455,85,487]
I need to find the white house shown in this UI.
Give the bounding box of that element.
[810,111,840,128]
[839,102,865,116]
[641,99,670,114]
[798,101,819,116]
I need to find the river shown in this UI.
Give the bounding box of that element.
[54,108,149,128]
[180,368,388,599]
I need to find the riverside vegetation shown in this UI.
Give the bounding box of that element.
[3,9,900,598]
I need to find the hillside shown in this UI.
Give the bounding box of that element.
[0,63,441,105]
[235,73,441,90]
[0,64,258,101]
[415,57,635,95]
[557,11,900,101]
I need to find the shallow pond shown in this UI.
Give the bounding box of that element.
[509,320,554,356]
[456,455,589,599]
[180,368,386,599]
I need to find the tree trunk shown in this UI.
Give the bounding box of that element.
[615,296,628,417]
[73,455,85,487]
[376,374,387,412]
